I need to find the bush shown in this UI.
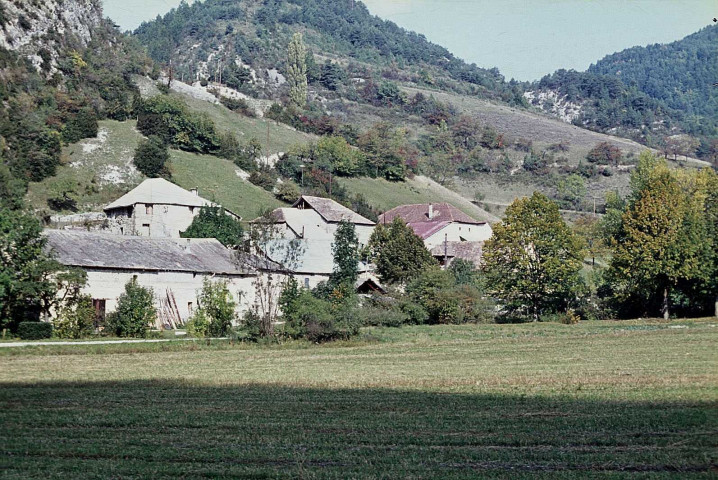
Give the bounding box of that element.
[17,322,53,340]
[275,181,301,203]
[62,108,98,144]
[282,290,360,342]
[540,310,580,324]
[355,305,409,327]
[248,168,277,191]
[106,278,156,338]
[192,279,236,337]
[133,136,170,178]
[53,294,95,339]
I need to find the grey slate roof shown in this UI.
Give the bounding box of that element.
[104,178,240,219]
[431,241,484,267]
[293,196,375,225]
[44,230,257,275]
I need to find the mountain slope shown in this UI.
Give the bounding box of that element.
[527,24,717,160]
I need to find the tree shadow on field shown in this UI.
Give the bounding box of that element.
[1,381,716,479]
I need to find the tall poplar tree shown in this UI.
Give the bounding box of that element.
[287,33,308,108]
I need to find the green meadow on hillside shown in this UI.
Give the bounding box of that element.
[1,319,716,478]
[26,120,283,220]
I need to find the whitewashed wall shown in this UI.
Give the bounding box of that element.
[81,268,258,325]
[107,203,200,238]
[423,222,493,249]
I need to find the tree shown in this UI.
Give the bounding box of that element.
[243,209,305,337]
[133,136,170,178]
[0,208,60,331]
[330,221,359,288]
[287,33,308,108]
[605,156,715,318]
[181,206,244,247]
[367,218,437,284]
[106,278,156,338]
[53,294,95,339]
[187,279,237,337]
[557,174,587,210]
[482,192,585,321]
[587,142,622,166]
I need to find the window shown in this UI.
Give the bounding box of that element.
[145,204,153,215]
[189,206,195,214]
[187,302,193,314]
[304,278,310,288]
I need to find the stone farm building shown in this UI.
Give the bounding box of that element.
[44,230,275,329]
[104,178,240,238]
[258,195,376,288]
[378,203,492,267]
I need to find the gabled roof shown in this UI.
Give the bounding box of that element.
[431,241,484,267]
[293,196,375,226]
[44,230,256,275]
[378,203,483,226]
[407,221,451,240]
[104,178,239,219]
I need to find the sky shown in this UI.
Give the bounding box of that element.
[102,0,716,81]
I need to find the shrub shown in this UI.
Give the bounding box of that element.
[62,108,98,144]
[275,181,301,203]
[133,136,170,178]
[106,278,156,338]
[53,294,95,339]
[193,279,236,337]
[17,322,53,340]
[219,96,256,117]
[540,310,580,324]
[282,290,359,342]
[186,309,210,338]
[355,305,408,327]
[248,168,277,191]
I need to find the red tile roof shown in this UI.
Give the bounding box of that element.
[378,203,483,226]
[407,221,450,240]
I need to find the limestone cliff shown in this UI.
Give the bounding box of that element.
[0,0,103,71]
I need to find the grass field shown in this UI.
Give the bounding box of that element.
[26,120,284,219]
[343,175,500,223]
[1,319,716,478]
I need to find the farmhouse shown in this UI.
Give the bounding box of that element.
[44,230,273,328]
[104,178,240,238]
[257,195,375,288]
[377,203,492,266]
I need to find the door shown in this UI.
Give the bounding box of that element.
[92,299,106,329]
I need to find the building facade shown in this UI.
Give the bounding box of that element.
[104,178,240,238]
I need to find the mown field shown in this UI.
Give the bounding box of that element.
[1,319,716,478]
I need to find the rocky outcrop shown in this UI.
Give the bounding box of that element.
[0,0,103,71]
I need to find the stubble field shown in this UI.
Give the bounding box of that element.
[1,320,716,478]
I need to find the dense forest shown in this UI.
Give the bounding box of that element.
[530,25,717,160]
[133,0,525,104]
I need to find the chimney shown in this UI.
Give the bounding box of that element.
[184,238,191,253]
[190,187,198,196]
[428,203,434,220]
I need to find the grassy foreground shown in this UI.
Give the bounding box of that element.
[1,320,716,478]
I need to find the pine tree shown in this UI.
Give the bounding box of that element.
[287,33,308,108]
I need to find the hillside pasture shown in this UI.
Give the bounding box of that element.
[1,319,716,478]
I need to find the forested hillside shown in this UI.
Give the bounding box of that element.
[528,25,717,162]
[133,0,524,104]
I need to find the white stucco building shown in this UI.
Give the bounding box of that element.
[104,178,240,238]
[44,230,273,329]
[256,195,376,288]
[378,203,492,267]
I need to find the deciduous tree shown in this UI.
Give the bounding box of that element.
[482,192,585,320]
[287,33,308,108]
